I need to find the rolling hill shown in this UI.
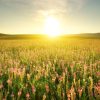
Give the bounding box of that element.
[0,33,100,39]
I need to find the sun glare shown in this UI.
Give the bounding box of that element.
[44,16,61,37]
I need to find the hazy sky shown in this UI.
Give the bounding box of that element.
[0,0,100,34]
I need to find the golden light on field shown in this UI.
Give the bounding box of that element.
[44,16,61,37]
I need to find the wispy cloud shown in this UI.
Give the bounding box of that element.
[31,0,88,18]
[69,0,88,9]
[0,0,88,14]
[0,0,88,24]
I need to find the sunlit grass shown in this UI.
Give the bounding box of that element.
[0,37,100,100]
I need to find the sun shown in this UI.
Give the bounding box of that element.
[44,16,61,37]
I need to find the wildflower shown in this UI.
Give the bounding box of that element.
[7,79,12,86]
[96,72,100,77]
[26,93,30,99]
[58,76,63,82]
[62,92,64,98]
[18,90,22,97]
[73,72,76,79]
[17,69,21,76]
[0,72,3,77]
[94,81,100,95]
[78,87,83,97]
[45,84,49,93]
[0,83,3,89]
[94,82,100,99]
[41,69,45,75]
[70,62,75,73]
[13,67,17,75]
[67,91,71,100]
[2,97,6,100]
[32,85,36,94]
[11,92,14,98]
[70,86,76,100]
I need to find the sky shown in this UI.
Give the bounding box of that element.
[0,0,100,34]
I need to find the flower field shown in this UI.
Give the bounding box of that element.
[0,38,100,100]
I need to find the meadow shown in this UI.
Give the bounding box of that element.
[0,36,100,100]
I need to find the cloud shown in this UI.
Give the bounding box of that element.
[0,0,32,7]
[69,0,88,9]
[32,0,88,16]
[0,0,88,17]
